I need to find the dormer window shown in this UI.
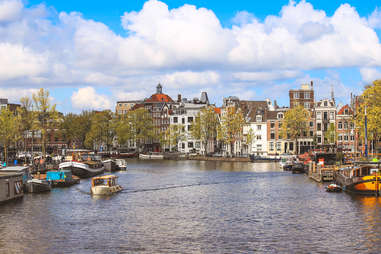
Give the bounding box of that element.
[256,115,262,122]
[277,113,283,119]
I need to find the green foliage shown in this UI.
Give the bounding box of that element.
[114,108,154,152]
[355,80,381,143]
[159,124,185,151]
[85,110,114,151]
[61,111,93,148]
[32,88,61,156]
[325,122,336,144]
[190,106,219,154]
[281,105,310,154]
[217,106,245,155]
[0,109,20,163]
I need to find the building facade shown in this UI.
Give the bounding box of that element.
[315,98,336,147]
[289,82,314,110]
[336,105,356,153]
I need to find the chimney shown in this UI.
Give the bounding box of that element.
[310,80,313,89]
[177,94,182,102]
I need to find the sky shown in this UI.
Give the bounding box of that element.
[1,0,381,113]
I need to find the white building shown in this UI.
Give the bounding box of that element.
[315,98,336,145]
[244,110,268,156]
[169,92,210,154]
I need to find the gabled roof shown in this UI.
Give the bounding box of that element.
[337,104,353,115]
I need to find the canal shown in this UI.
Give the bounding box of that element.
[1,160,381,253]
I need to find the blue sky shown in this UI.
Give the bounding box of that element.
[1,0,381,112]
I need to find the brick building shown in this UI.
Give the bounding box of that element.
[289,82,314,110]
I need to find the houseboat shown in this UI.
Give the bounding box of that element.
[139,153,164,160]
[0,172,24,202]
[46,170,80,187]
[59,161,104,178]
[102,159,118,172]
[25,178,51,193]
[90,175,122,195]
[335,162,381,195]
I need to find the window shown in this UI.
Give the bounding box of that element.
[324,101,328,107]
[257,144,262,151]
[350,122,354,129]
[257,125,261,130]
[317,136,322,143]
[323,123,328,132]
[344,135,348,141]
[338,135,342,141]
[317,123,321,131]
[270,142,274,151]
[270,122,275,129]
[338,122,342,129]
[277,113,283,119]
[276,142,281,151]
[257,135,262,140]
[330,112,334,120]
[293,92,299,99]
[173,117,178,123]
[350,135,355,141]
[305,92,310,99]
[188,125,192,131]
[317,112,321,120]
[310,131,313,137]
[323,112,328,121]
[256,115,262,122]
[182,118,185,124]
[310,121,313,127]
[182,143,185,149]
[188,117,193,123]
[344,122,348,129]
[279,123,282,129]
[270,132,275,140]
[188,142,194,148]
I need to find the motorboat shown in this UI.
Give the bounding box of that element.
[25,178,51,193]
[335,162,381,195]
[59,161,104,178]
[326,183,342,192]
[280,157,294,171]
[102,159,118,172]
[291,163,306,174]
[115,159,127,171]
[90,175,122,195]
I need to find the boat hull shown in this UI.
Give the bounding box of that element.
[59,162,104,178]
[25,180,51,193]
[91,185,122,195]
[344,176,381,195]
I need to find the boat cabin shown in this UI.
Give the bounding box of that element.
[0,172,24,202]
[91,175,118,187]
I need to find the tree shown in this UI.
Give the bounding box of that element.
[355,80,381,153]
[190,106,219,155]
[159,124,185,151]
[281,105,310,154]
[217,106,245,156]
[325,122,336,145]
[61,111,93,149]
[85,110,115,151]
[244,128,255,154]
[32,88,60,156]
[0,109,20,164]
[114,108,154,152]
[18,96,36,153]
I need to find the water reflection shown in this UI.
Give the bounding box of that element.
[0,160,380,253]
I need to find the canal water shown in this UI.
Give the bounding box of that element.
[1,160,381,253]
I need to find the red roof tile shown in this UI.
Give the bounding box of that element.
[145,93,174,103]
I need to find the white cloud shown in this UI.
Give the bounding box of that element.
[0,0,380,110]
[163,71,220,88]
[0,88,39,102]
[233,70,301,81]
[71,87,112,110]
[0,0,22,23]
[360,67,381,83]
[368,7,381,29]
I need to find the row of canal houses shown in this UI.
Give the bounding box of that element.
[116,82,360,156]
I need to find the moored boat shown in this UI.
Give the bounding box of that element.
[139,153,164,160]
[326,183,342,192]
[90,175,122,195]
[102,159,118,172]
[46,170,80,187]
[25,179,51,193]
[115,159,127,171]
[59,161,104,178]
[335,162,381,195]
[291,163,306,174]
[0,172,24,202]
